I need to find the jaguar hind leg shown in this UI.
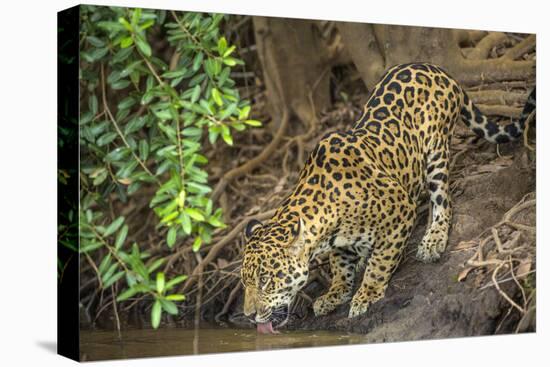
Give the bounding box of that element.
[349,198,416,318]
[313,247,357,316]
[417,140,452,263]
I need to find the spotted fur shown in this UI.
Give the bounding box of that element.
[241,62,536,322]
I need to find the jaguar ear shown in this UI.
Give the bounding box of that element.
[244,219,262,240]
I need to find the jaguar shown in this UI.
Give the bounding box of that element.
[240,62,536,333]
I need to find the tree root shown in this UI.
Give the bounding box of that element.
[468,90,528,105]
[459,192,535,330]
[210,109,289,202]
[455,58,535,86]
[214,282,242,322]
[336,26,535,89]
[476,104,522,118]
[503,35,536,61]
[456,30,488,46]
[466,32,508,60]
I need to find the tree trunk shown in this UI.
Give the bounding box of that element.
[253,17,332,130]
[337,23,535,90]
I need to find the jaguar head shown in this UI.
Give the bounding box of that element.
[240,216,310,332]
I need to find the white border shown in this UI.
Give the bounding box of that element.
[1,0,546,366]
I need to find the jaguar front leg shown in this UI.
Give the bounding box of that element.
[313,247,357,316]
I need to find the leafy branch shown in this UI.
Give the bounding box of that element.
[78,6,262,328]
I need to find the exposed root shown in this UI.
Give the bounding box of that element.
[476,104,522,118]
[215,283,242,322]
[502,35,536,61]
[458,192,536,331]
[211,109,290,202]
[466,32,508,60]
[468,90,528,105]
[491,262,525,314]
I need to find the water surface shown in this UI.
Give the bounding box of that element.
[80,325,371,361]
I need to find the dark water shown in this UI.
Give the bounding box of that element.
[80,325,371,361]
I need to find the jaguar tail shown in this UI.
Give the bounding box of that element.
[460,88,536,144]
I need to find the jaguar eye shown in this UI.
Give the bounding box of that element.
[259,276,270,289]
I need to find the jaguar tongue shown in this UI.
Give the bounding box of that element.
[257,321,279,334]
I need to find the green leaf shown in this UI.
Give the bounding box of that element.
[105,147,130,162]
[232,122,246,131]
[207,217,226,228]
[223,57,237,66]
[159,299,178,315]
[98,254,112,275]
[80,241,103,253]
[104,216,125,237]
[92,170,108,186]
[192,52,204,71]
[124,116,147,135]
[151,299,162,329]
[211,88,223,106]
[221,130,233,146]
[182,127,202,137]
[191,84,201,103]
[88,95,98,115]
[147,258,165,273]
[186,181,211,194]
[183,208,205,221]
[89,47,109,61]
[115,225,128,250]
[118,17,132,31]
[97,20,125,33]
[111,79,131,90]
[139,139,149,161]
[244,119,262,127]
[208,130,219,144]
[135,36,152,57]
[192,236,202,252]
[167,226,177,248]
[161,211,179,224]
[112,47,133,63]
[116,287,138,302]
[103,271,125,288]
[156,272,165,294]
[189,73,206,87]
[85,210,93,223]
[120,36,134,48]
[101,263,118,286]
[154,109,172,121]
[97,132,117,146]
[217,36,227,54]
[180,213,192,234]
[239,105,251,120]
[87,36,105,47]
[140,19,155,30]
[220,103,237,120]
[117,96,136,110]
[120,60,143,77]
[165,275,188,290]
[131,8,142,26]
[165,294,186,301]
[223,45,236,58]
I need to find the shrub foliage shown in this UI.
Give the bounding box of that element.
[78,6,259,328]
